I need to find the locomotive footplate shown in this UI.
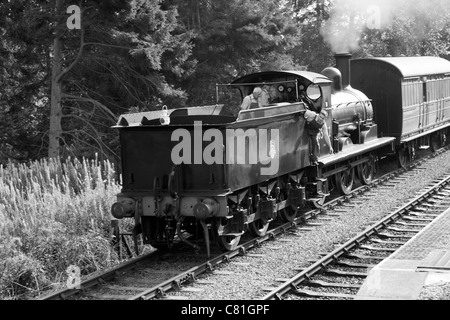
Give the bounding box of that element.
[319,137,396,167]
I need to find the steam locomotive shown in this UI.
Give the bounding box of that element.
[110,54,450,256]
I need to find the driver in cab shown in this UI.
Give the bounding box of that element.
[240,87,263,110]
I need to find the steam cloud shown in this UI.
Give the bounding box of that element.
[321,0,450,53]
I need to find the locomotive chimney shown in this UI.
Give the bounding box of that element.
[334,53,352,88]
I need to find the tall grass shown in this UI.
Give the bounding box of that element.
[0,156,121,299]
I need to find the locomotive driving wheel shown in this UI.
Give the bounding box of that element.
[279,192,297,223]
[397,148,408,169]
[431,133,446,152]
[334,167,355,195]
[248,219,269,237]
[357,156,375,185]
[214,220,241,251]
[430,134,440,152]
[216,234,241,251]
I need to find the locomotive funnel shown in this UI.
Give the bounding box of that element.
[335,53,352,88]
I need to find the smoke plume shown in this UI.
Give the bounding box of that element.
[321,0,450,53]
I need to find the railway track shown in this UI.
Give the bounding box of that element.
[37,148,450,300]
[261,173,450,300]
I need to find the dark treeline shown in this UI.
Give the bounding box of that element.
[1,0,449,164]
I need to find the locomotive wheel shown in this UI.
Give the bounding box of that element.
[279,193,297,223]
[431,133,446,152]
[334,168,355,195]
[216,235,241,251]
[430,135,440,152]
[357,158,374,185]
[248,219,269,237]
[214,221,241,251]
[397,149,408,169]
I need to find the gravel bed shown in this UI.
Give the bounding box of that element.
[164,151,450,300]
[419,282,450,300]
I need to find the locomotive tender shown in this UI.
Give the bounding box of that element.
[111,54,450,255]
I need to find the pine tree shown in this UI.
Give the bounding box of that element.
[1,0,195,161]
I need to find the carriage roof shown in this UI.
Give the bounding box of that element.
[352,56,450,78]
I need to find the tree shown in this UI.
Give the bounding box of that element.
[0,0,54,162]
[52,0,196,160]
[290,0,334,72]
[358,1,450,58]
[167,0,302,111]
[0,0,196,161]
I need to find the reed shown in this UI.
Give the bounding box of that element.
[0,156,121,299]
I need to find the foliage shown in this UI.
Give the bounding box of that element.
[167,0,303,113]
[357,1,450,58]
[0,0,196,161]
[0,157,121,299]
[291,0,335,72]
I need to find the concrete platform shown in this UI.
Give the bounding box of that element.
[356,206,450,300]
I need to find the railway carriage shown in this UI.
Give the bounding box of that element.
[351,56,450,167]
[110,54,449,256]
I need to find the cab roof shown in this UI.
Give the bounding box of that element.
[231,70,332,85]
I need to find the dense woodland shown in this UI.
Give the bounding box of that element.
[1,0,450,165]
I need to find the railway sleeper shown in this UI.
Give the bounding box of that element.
[370,238,405,246]
[293,289,356,299]
[359,245,397,252]
[431,195,449,200]
[322,269,368,277]
[377,233,413,240]
[403,216,434,222]
[427,198,450,204]
[335,261,377,268]
[419,203,448,209]
[394,221,428,227]
[386,227,420,233]
[410,207,428,211]
[345,253,385,261]
[306,280,362,289]
[408,211,439,217]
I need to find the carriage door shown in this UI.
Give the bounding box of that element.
[426,77,440,127]
[402,78,422,134]
[439,76,449,122]
[437,77,445,124]
[445,75,450,120]
[420,78,428,129]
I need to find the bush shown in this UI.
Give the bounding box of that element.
[0,156,122,299]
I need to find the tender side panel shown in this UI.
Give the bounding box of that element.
[225,114,310,191]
